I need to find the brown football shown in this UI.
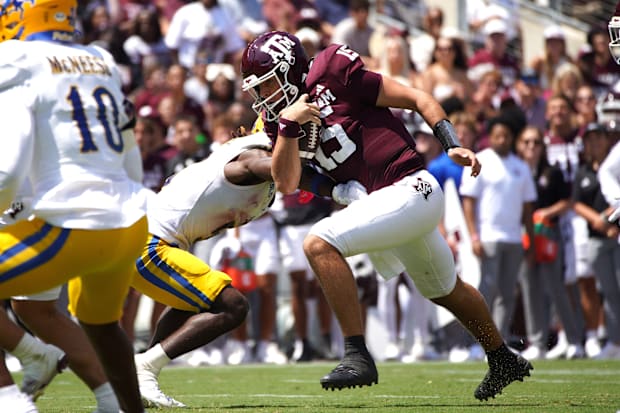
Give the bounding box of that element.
[298,122,320,160]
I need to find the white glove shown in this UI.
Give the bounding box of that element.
[332,180,368,205]
[609,206,620,225]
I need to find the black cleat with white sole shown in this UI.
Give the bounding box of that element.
[475,349,533,401]
[320,352,378,390]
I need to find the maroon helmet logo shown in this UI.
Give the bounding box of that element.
[260,33,296,66]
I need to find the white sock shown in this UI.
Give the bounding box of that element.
[11,333,48,361]
[0,384,22,398]
[93,382,120,413]
[586,330,598,340]
[139,343,171,374]
[555,330,567,345]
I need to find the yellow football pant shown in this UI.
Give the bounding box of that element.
[0,216,147,324]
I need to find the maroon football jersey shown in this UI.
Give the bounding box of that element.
[265,44,424,192]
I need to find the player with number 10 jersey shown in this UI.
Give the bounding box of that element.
[0,36,150,303]
[0,2,149,410]
[0,41,147,229]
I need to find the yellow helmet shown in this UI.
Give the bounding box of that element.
[0,0,77,43]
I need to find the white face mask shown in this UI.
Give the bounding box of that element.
[610,16,620,65]
[242,62,299,122]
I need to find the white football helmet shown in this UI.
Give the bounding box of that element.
[610,15,620,64]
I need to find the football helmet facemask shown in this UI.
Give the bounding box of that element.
[0,0,77,43]
[610,15,620,65]
[241,31,309,122]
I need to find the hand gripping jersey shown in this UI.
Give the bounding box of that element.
[147,133,276,250]
[0,40,148,229]
[264,44,425,193]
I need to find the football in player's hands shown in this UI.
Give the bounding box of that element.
[298,122,320,160]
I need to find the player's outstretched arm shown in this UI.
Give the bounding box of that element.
[376,73,482,177]
[375,74,447,128]
[224,149,274,185]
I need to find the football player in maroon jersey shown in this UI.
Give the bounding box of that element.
[241,31,533,400]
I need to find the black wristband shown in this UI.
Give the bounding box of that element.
[433,119,461,152]
[278,117,303,139]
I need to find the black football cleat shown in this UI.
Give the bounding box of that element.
[320,353,378,390]
[474,351,533,401]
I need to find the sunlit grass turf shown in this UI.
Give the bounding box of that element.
[29,359,620,413]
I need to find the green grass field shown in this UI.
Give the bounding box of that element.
[26,359,620,413]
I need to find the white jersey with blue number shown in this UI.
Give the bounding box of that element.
[148,133,275,250]
[0,40,148,229]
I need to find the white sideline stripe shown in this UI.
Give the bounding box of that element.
[284,379,317,383]
[530,378,620,384]
[457,377,620,385]
[532,369,620,376]
[191,394,326,399]
[191,394,441,399]
[431,368,620,376]
[373,395,440,399]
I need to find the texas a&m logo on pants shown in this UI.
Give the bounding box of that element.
[414,177,432,200]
